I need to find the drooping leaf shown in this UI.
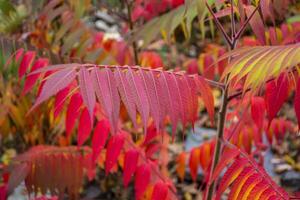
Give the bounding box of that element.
[123,149,139,187]
[7,163,30,194]
[78,67,96,122]
[294,78,300,130]
[135,163,151,200]
[189,147,200,182]
[77,108,92,146]
[18,51,36,78]
[265,73,289,124]
[91,119,110,162]
[105,132,125,174]
[22,58,49,95]
[30,67,76,112]
[251,96,266,130]
[151,181,168,200]
[176,152,186,182]
[53,84,70,118]
[65,93,83,137]
[92,67,120,133]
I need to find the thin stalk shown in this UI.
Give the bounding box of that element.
[125,0,139,65]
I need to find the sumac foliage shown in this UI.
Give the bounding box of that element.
[2,0,300,200]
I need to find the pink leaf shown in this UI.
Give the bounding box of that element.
[92,67,120,133]
[0,185,7,200]
[135,163,151,200]
[8,163,30,194]
[105,132,125,174]
[78,67,96,123]
[19,51,36,78]
[65,93,83,137]
[295,78,300,130]
[265,73,289,124]
[126,67,150,130]
[22,58,49,95]
[195,75,215,125]
[123,149,139,187]
[91,119,110,162]
[251,96,266,130]
[5,48,24,68]
[114,67,138,128]
[30,68,76,112]
[245,5,266,45]
[151,181,168,200]
[77,108,92,146]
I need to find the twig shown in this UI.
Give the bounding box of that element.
[125,0,139,65]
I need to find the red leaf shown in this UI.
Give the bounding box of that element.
[123,149,139,187]
[210,147,240,182]
[203,54,215,80]
[151,181,168,200]
[135,163,151,200]
[77,108,92,146]
[78,67,96,122]
[143,124,159,146]
[105,132,125,174]
[18,51,36,78]
[92,67,120,133]
[30,68,76,112]
[5,48,24,68]
[53,85,70,118]
[294,78,300,129]
[65,93,83,137]
[0,185,6,200]
[22,58,49,95]
[251,96,266,130]
[265,73,289,124]
[91,119,110,161]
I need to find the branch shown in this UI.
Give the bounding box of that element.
[234,1,260,41]
[125,0,139,65]
[205,2,233,47]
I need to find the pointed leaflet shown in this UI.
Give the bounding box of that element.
[8,163,30,193]
[123,149,139,187]
[105,132,125,174]
[78,67,96,122]
[5,48,24,68]
[236,173,262,200]
[19,51,36,78]
[114,67,137,128]
[176,152,186,182]
[30,67,76,112]
[294,78,300,130]
[126,67,150,130]
[77,108,92,146]
[265,73,289,124]
[139,69,161,131]
[210,147,240,182]
[195,75,214,125]
[135,163,151,200]
[245,5,266,45]
[159,71,178,133]
[227,167,255,200]
[216,157,248,200]
[22,58,49,95]
[151,181,168,200]
[251,96,266,131]
[66,93,83,137]
[54,83,72,118]
[189,147,200,182]
[92,119,110,162]
[92,67,120,134]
